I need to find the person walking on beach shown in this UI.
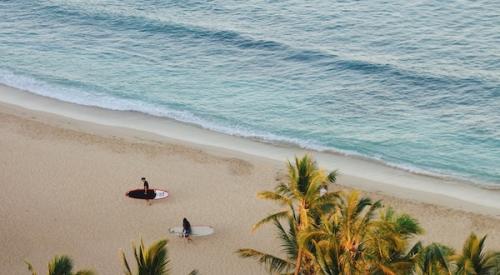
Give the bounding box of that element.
[142,177,149,194]
[182,217,192,242]
[141,177,152,205]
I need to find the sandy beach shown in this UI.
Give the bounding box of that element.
[1,85,499,274]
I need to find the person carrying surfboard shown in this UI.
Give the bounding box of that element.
[182,217,192,241]
[141,177,152,205]
[142,177,149,194]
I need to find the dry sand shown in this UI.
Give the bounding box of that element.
[1,87,499,274]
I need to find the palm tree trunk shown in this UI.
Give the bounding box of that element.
[294,202,308,275]
[294,249,303,275]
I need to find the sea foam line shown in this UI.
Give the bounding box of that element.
[0,68,325,148]
[0,69,497,188]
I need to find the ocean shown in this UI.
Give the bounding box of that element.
[1,0,499,184]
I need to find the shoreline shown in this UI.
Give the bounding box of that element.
[1,77,495,189]
[1,84,500,217]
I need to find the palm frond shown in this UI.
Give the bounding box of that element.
[275,183,294,198]
[483,252,500,275]
[419,243,452,275]
[24,260,37,275]
[394,213,423,237]
[123,238,170,275]
[406,241,423,258]
[146,239,170,275]
[359,199,383,231]
[48,255,73,275]
[273,217,298,259]
[312,240,340,275]
[27,256,94,275]
[327,170,338,183]
[315,191,341,214]
[257,191,292,206]
[304,175,326,202]
[121,250,133,275]
[236,248,294,274]
[252,210,290,232]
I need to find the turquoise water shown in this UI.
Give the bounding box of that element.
[1,0,499,184]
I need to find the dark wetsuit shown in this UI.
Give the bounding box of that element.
[144,180,149,193]
[183,226,192,237]
[183,218,192,238]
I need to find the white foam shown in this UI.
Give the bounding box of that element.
[0,69,328,149]
[0,69,496,187]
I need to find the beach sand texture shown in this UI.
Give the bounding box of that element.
[1,96,499,274]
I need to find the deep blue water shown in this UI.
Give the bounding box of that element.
[1,0,499,184]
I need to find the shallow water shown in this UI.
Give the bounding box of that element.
[1,0,499,184]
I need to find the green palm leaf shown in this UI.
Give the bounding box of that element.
[451,233,500,275]
[252,210,291,232]
[26,255,95,275]
[237,248,294,274]
[274,217,299,260]
[257,191,292,206]
[48,256,73,275]
[25,260,37,275]
[122,239,170,275]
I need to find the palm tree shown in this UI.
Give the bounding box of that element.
[253,155,338,230]
[450,233,500,275]
[364,207,424,274]
[414,242,453,275]
[25,255,95,275]
[122,239,170,275]
[300,191,383,274]
[301,191,428,275]
[239,156,498,275]
[238,155,337,274]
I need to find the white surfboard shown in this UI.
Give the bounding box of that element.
[154,190,169,199]
[168,226,215,237]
